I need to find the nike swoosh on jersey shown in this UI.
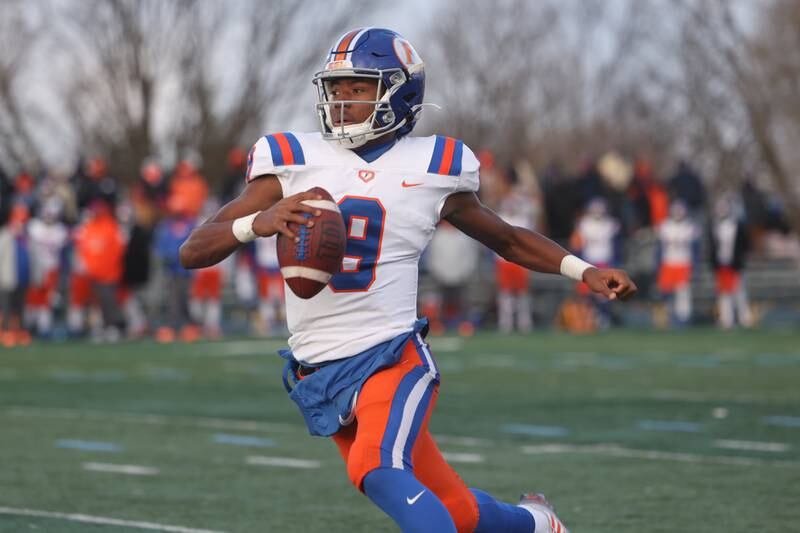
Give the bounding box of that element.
[401,180,423,188]
[406,490,426,505]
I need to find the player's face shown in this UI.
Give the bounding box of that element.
[326,78,380,126]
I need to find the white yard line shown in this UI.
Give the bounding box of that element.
[0,506,225,533]
[82,462,160,476]
[3,406,298,433]
[246,456,321,469]
[713,440,790,453]
[521,443,800,468]
[441,452,485,463]
[435,435,492,447]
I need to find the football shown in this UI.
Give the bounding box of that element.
[277,187,346,299]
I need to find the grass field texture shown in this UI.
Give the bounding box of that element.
[1,329,799,532]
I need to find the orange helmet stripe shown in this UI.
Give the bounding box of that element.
[333,29,360,59]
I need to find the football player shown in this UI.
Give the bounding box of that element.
[181,28,636,533]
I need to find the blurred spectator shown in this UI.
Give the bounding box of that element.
[627,157,669,229]
[570,197,621,328]
[709,196,753,329]
[494,168,536,333]
[423,221,480,336]
[76,157,118,211]
[167,159,208,219]
[668,160,706,216]
[253,235,285,335]
[0,204,32,347]
[595,151,633,234]
[185,181,218,340]
[220,147,249,203]
[119,201,153,338]
[541,160,580,246]
[26,199,69,338]
[13,173,36,211]
[154,206,198,343]
[73,199,126,341]
[133,159,169,218]
[0,168,12,225]
[656,200,700,326]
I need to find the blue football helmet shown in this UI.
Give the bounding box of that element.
[313,28,426,148]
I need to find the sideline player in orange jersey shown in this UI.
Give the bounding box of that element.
[180,28,636,533]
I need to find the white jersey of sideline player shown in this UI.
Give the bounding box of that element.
[254,234,280,270]
[658,218,699,265]
[248,131,479,364]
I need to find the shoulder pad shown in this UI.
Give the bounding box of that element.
[263,132,306,166]
[246,132,307,182]
[427,136,472,176]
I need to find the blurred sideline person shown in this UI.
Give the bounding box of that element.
[154,197,199,343]
[180,28,636,533]
[424,220,480,336]
[0,205,31,347]
[253,234,285,335]
[656,200,699,327]
[73,199,126,342]
[709,196,753,329]
[570,198,621,329]
[494,168,538,333]
[26,199,69,338]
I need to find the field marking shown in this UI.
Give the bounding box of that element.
[713,440,789,453]
[636,420,703,433]
[183,340,285,357]
[0,506,225,532]
[441,452,485,463]
[213,433,275,447]
[83,462,160,476]
[5,406,299,433]
[436,435,492,447]
[521,443,800,468]
[55,439,123,452]
[502,423,569,437]
[763,415,800,428]
[593,388,795,405]
[246,456,321,469]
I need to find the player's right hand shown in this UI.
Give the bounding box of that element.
[252,191,322,241]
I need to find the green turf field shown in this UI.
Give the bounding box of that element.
[2,329,799,532]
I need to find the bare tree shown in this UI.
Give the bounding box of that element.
[669,0,800,234]
[0,0,42,173]
[423,0,656,168]
[50,0,365,185]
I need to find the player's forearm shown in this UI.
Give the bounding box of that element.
[179,222,241,269]
[501,226,570,274]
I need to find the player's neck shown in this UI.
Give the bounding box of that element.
[352,134,397,163]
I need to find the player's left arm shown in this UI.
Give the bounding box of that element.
[442,191,637,300]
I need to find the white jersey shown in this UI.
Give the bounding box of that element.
[658,218,698,265]
[27,218,69,284]
[248,132,479,364]
[576,215,619,265]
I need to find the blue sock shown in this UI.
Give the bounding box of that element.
[363,468,456,533]
[471,488,535,533]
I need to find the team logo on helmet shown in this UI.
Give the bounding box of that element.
[392,38,423,73]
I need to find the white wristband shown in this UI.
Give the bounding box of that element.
[560,254,595,281]
[231,212,260,243]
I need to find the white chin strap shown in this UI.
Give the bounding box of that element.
[328,121,374,148]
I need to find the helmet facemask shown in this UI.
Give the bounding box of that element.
[313,68,412,148]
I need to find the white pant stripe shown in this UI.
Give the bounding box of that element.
[391,372,434,469]
[415,333,438,378]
